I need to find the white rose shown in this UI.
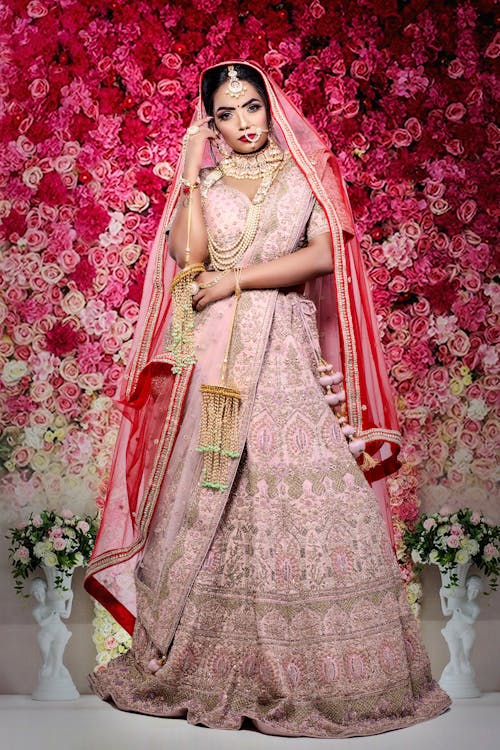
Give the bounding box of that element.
[411,549,422,563]
[2,359,28,385]
[42,552,58,567]
[429,550,440,564]
[455,549,471,565]
[34,540,52,557]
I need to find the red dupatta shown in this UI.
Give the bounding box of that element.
[84,61,401,633]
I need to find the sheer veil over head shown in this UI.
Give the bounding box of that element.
[84,60,401,633]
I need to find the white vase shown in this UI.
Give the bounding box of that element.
[30,565,80,701]
[438,561,471,594]
[437,562,482,699]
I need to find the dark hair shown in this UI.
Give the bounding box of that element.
[201,63,271,125]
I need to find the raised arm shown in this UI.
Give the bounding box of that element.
[168,118,214,268]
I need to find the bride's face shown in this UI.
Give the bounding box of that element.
[212,81,269,154]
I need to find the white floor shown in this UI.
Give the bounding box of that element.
[1,693,499,750]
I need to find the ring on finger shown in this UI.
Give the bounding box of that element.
[190,281,200,296]
[186,125,200,137]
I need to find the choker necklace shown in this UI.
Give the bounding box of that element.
[219,138,285,180]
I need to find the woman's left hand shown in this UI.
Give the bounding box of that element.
[192,270,236,312]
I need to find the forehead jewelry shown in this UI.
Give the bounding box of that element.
[226,65,247,98]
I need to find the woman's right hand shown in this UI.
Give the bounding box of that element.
[182,117,216,182]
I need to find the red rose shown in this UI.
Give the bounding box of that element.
[350,60,370,80]
[447,59,464,78]
[264,50,288,68]
[445,102,466,121]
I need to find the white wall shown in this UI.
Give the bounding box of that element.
[1,535,499,695]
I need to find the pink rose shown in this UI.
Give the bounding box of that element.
[23,166,43,189]
[77,520,90,533]
[264,50,288,68]
[162,53,182,70]
[31,381,53,403]
[447,59,464,78]
[445,139,464,156]
[310,0,326,19]
[450,524,463,536]
[445,103,466,121]
[448,330,470,357]
[428,440,449,465]
[392,128,412,148]
[49,526,63,538]
[457,199,477,224]
[405,117,422,140]
[53,537,67,551]
[470,512,481,525]
[29,78,49,99]
[462,269,482,293]
[32,514,43,527]
[12,446,33,466]
[350,59,370,80]
[425,181,445,199]
[466,88,483,107]
[343,100,360,118]
[429,198,450,215]
[14,546,30,562]
[483,544,498,561]
[27,1,48,18]
[423,517,436,531]
[157,79,181,97]
[446,535,460,548]
[61,508,74,520]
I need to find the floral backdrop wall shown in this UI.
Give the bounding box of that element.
[0,0,498,658]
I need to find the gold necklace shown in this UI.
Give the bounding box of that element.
[205,152,289,272]
[218,138,285,180]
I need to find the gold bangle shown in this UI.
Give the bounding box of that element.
[180,176,200,190]
[198,270,228,289]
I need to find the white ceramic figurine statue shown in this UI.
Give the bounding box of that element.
[439,575,483,698]
[30,576,79,700]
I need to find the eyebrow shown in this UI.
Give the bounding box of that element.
[215,97,261,114]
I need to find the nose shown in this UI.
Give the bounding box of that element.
[237,108,248,129]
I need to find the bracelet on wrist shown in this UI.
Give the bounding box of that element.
[180,176,200,194]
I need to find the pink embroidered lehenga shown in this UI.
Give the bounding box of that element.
[85,62,450,737]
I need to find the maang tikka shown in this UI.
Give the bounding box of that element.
[225,65,247,98]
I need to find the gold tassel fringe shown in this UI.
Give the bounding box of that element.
[169,263,205,373]
[359,450,379,471]
[197,274,242,491]
[197,384,241,490]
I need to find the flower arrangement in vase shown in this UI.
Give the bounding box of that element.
[6,508,98,594]
[403,507,499,591]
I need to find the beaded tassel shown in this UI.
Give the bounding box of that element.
[198,384,241,490]
[317,357,379,473]
[197,270,242,490]
[169,263,205,373]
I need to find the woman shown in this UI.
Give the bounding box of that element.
[85,62,450,737]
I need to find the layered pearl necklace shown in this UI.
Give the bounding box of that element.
[203,139,288,271]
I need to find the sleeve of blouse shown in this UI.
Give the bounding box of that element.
[306,199,330,242]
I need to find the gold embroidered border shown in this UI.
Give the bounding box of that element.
[125,171,184,401]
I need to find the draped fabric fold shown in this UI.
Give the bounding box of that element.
[84,60,401,634]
